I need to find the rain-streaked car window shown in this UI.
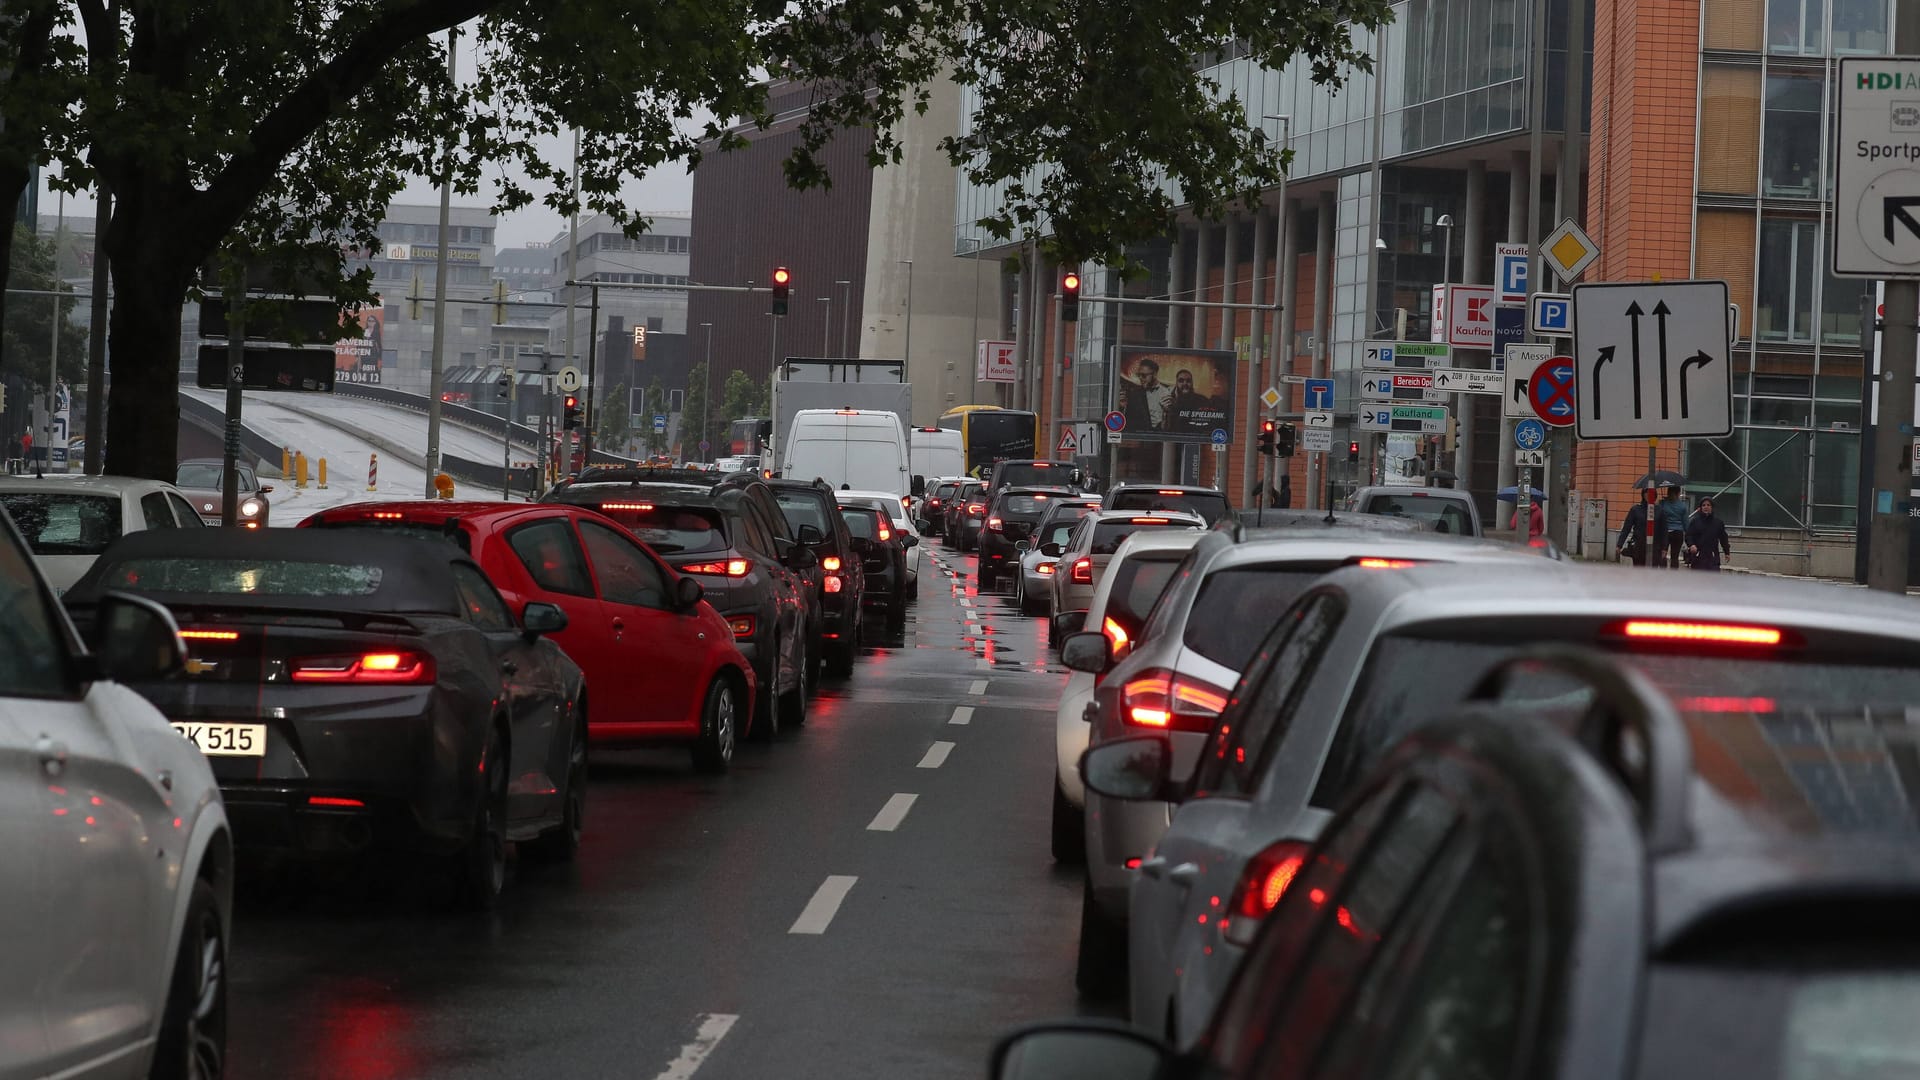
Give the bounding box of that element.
[1091,518,1198,555]
[1183,567,1323,668]
[1105,556,1184,627]
[0,524,70,696]
[774,493,833,536]
[1359,493,1473,535]
[105,558,384,596]
[1312,637,1920,810]
[841,507,882,540]
[995,464,1071,490]
[593,505,728,555]
[1001,494,1054,518]
[0,493,123,556]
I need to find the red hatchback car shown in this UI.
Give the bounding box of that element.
[300,502,758,772]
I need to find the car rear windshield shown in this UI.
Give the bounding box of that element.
[1358,492,1474,535]
[1104,555,1185,626]
[592,505,728,555]
[103,557,384,596]
[1182,566,1328,668]
[1313,635,1920,809]
[1091,518,1197,554]
[1637,945,1920,1079]
[1036,507,1096,548]
[841,508,883,540]
[1000,493,1057,519]
[774,492,833,538]
[997,464,1070,490]
[1109,490,1232,525]
[932,483,959,500]
[0,493,123,556]
[306,520,471,553]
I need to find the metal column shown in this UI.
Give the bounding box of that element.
[1497,150,1529,503]
[1309,192,1335,508]
[1218,218,1240,493]
[1458,158,1487,492]
[1244,208,1271,507]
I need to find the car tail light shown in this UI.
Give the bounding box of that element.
[727,615,756,639]
[290,650,435,684]
[1102,616,1130,652]
[824,575,843,594]
[1070,557,1092,584]
[1131,517,1173,525]
[987,517,1004,532]
[1157,489,1185,495]
[682,559,752,577]
[878,522,892,541]
[1037,562,1055,575]
[1120,669,1229,733]
[822,556,842,571]
[242,521,260,530]
[1221,840,1311,947]
[1616,619,1784,646]
[308,796,366,809]
[1354,557,1419,569]
[180,629,239,641]
[967,503,985,516]
[601,502,655,511]
[370,511,405,520]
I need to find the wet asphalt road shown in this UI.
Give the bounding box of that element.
[225,538,1111,1079]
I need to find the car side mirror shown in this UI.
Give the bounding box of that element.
[991,1022,1171,1080]
[674,575,705,609]
[911,475,926,496]
[902,534,919,548]
[786,544,819,570]
[1014,540,1031,553]
[92,592,185,682]
[797,523,823,545]
[1059,630,1110,674]
[259,485,275,494]
[1080,736,1171,802]
[1040,542,1063,557]
[522,601,568,638]
[849,536,874,555]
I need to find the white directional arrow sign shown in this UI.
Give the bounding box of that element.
[1304,409,1334,429]
[1358,404,1449,434]
[1503,346,1550,419]
[1426,368,1502,395]
[1570,280,1733,440]
[1836,58,1920,277]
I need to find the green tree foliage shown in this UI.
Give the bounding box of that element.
[717,369,767,427]
[682,361,712,460]
[595,380,632,452]
[24,0,1389,478]
[2,225,87,389]
[642,377,667,455]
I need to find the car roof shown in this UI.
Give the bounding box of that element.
[837,489,903,502]
[304,500,597,526]
[1233,510,1429,535]
[0,474,175,495]
[548,482,720,508]
[1107,483,1225,496]
[1203,530,1534,571]
[1082,508,1205,526]
[177,457,253,469]
[1349,485,1474,499]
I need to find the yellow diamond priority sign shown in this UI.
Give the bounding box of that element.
[1542,219,1600,282]
[1260,386,1283,410]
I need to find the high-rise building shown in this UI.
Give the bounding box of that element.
[346,204,500,396]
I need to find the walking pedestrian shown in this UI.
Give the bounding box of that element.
[1660,486,1689,568]
[1510,499,1544,540]
[1684,496,1732,571]
[1616,488,1659,566]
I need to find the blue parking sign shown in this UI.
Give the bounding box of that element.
[1496,244,1530,303]
[1529,293,1573,336]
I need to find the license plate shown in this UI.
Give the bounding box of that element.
[171,722,267,757]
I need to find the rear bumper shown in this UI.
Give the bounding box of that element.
[221,786,468,857]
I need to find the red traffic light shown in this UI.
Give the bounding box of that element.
[1262,419,1276,434]
[1062,272,1081,293]
[772,267,791,286]
[565,395,578,408]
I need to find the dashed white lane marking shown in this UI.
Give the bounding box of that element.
[959,597,974,607]
[976,659,991,671]
[651,1013,739,1080]
[917,741,955,769]
[789,876,859,934]
[968,679,989,695]
[866,793,918,832]
[950,706,974,725]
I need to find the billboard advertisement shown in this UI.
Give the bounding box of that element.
[977,340,1016,382]
[335,302,384,385]
[1112,347,1237,443]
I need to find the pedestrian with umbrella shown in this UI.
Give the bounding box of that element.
[1685,495,1732,571]
[1496,485,1546,540]
[1616,487,1660,566]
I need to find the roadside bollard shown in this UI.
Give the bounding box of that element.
[317,457,328,489]
[294,451,309,489]
[367,453,378,491]
[281,446,291,480]
[434,473,455,500]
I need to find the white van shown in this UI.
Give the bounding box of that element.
[908,427,967,490]
[782,409,911,497]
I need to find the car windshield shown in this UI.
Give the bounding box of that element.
[592,505,728,555]
[0,493,123,556]
[174,464,254,491]
[1637,944,1920,1079]
[1108,489,1232,525]
[997,463,1072,490]
[1091,518,1197,554]
[775,492,833,538]
[1358,492,1474,535]
[1104,554,1185,628]
[103,557,384,596]
[1312,634,1920,809]
[1182,565,1329,668]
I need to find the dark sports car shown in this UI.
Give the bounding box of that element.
[63,529,587,908]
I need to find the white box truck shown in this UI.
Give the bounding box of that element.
[770,359,912,475]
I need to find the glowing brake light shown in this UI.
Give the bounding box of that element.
[967,503,985,515]
[824,575,843,594]
[180,629,239,641]
[1157,489,1185,495]
[1037,562,1056,575]
[1621,620,1783,646]
[308,796,366,808]
[1130,517,1173,525]
[1222,840,1310,947]
[1121,669,1229,733]
[727,615,756,639]
[289,650,435,684]
[601,502,655,511]
[370,511,405,520]
[822,556,842,571]
[681,559,753,577]
[1102,616,1130,652]
[987,517,1004,532]
[878,522,892,541]
[1070,557,1092,584]
[1355,558,1418,569]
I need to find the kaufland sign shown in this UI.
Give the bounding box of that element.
[1432,284,1496,348]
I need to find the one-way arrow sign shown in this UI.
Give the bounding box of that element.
[1570,280,1732,439]
[1888,196,1920,246]
[1503,345,1549,419]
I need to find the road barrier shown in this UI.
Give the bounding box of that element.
[367,453,378,491]
[317,457,328,489]
[294,451,309,488]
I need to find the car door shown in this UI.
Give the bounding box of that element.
[733,505,799,672]
[575,519,699,725]
[500,517,621,701]
[1135,592,1348,1038]
[0,686,50,1071]
[165,492,209,528]
[4,552,171,1073]
[450,562,560,826]
[138,490,177,534]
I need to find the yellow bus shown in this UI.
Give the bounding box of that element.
[937,406,1039,476]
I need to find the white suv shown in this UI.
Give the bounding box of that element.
[0,505,232,1077]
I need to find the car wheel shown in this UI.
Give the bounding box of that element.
[780,637,809,729]
[1051,783,1085,864]
[151,877,226,1080]
[826,634,857,678]
[1021,577,1048,617]
[978,563,995,590]
[456,727,510,909]
[691,676,739,773]
[1075,876,1128,999]
[526,708,587,862]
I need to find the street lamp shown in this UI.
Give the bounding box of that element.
[818,297,833,356]
[700,321,713,462]
[1435,213,1455,285]
[835,279,852,358]
[898,260,915,371]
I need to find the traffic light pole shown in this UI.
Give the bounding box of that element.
[502,353,519,499]
[583,285,600,461]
